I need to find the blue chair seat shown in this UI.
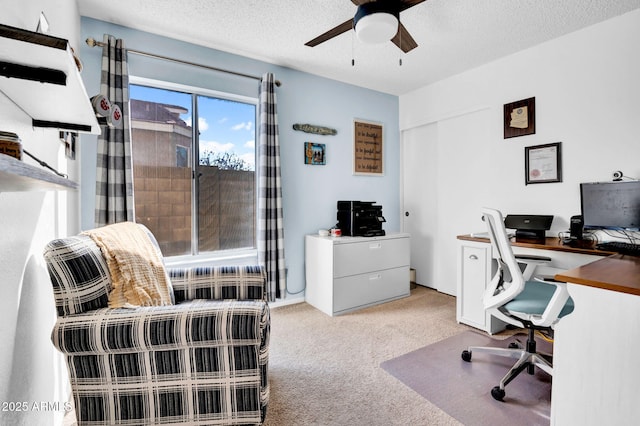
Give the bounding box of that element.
[505,280,575,318]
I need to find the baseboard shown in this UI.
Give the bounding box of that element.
[270,296,305,309]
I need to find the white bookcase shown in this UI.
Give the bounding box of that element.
[305,233,410,316]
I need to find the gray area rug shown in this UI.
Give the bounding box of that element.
[381,330,552,426]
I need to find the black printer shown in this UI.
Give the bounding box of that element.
[337,201,386,237]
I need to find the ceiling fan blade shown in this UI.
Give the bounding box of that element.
[305,19,353,47]
[399,0,427,12]
[391,22,418,53]
[351,0,375,5]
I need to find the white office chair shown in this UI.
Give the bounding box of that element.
[461,207,575,401]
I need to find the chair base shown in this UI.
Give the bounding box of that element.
[461,329,552,401]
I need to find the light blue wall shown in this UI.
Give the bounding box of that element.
[80,17,400,297]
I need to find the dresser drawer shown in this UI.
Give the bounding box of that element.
[333,237,409,278]
[333,267,410,313]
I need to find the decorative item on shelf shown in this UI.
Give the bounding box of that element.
[60,131,76,160]
[304,142,326,165]
[293,123,337,136]
[90,94,122,128]
[91,94,111,117]
[0,131,23,160]
[110,103,122,127]
[35,11,49,34]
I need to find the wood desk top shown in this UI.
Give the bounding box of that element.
[555,255,640,296]
[457,235,614,256]
[457,235,640,297]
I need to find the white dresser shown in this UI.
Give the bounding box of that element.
[305,233,410,316]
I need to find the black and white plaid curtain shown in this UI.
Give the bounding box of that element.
[94,35,134,227]
[258,73,286,301]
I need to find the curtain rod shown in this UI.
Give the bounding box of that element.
[85,37,281,87]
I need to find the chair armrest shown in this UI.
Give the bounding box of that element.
[51,299,268,355]
[532,277,572,328]
[168,265,266,303]
[515,254,552,280]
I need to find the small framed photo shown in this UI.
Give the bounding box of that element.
[525,142,562,185]
[304,142,326,165]
[504,97,535,139]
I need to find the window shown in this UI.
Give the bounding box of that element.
[129,80,257,257]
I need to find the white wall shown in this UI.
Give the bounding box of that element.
[0,0,81,424]
[399,9,640,293]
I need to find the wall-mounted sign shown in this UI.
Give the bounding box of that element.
[353,119,383,175]
[293,123,337,136]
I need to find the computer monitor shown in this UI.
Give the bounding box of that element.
[580,181,640,231]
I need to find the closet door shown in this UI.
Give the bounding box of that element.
[401,123,438,289]
[401,107,490,296]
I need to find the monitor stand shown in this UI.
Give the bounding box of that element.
[515,229,545,240]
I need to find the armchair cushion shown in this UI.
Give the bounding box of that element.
[170,265,266,303]
[51,300,270,424]
[44,235,112,317]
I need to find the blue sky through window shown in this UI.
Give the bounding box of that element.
[130,84,256,170]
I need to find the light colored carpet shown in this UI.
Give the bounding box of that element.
[63,286,484,425]
[263,286,471,425]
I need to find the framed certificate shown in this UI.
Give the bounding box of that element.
[525,142,562,185]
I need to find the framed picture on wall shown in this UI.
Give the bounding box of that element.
[504,97,535,139]
[525,142,562,184]
[353,119,383,175]
[304,142,326,165]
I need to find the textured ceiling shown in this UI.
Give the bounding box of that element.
[77,0,640,95]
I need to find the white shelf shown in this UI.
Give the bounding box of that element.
[0,24,99,134]
[0,153,77,192]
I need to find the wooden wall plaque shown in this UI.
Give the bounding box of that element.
[353,119,383,175]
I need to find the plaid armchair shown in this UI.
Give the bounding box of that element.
[43,226,270,425]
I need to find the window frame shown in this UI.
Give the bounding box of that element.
[129,76,259,264]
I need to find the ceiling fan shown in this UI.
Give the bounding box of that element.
[305,0,426,53]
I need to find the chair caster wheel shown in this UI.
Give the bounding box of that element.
[461,350,472,362]
[491,386,505,401]
[508,342,519,349]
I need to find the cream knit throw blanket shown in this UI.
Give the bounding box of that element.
[83,222,173,308]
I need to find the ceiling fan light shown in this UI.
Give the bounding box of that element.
[355,12,398,44]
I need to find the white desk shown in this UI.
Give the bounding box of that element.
[552,255,640,426]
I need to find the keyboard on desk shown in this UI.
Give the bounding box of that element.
[595,241,640,256]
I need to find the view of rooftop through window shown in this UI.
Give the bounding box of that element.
[129,83,257,257]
